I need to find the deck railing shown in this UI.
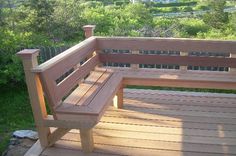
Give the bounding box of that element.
[35,36,236,79]
[97,37,236,73]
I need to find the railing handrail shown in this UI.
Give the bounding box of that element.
[96,36,236,53]
[32,37,97,73]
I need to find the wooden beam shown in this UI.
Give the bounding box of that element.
[24,140,44,156]
[180,51,188,71]
[230,53,236,73]
[99,53,236,68]
[80,128,94,153]
[43,115,95,129]
[97,37,236,53]
[113,84,124,109]
[17,49,51,147]
[48,128,71,146]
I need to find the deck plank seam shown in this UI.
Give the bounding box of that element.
[124,97,236,105]
[93,127,236,138]
[99,121,236,131]
[102,115,236,125]
[59,136,236,154]
[122,105,236,114]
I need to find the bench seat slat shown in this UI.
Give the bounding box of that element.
[62,68,107,106]
[55,69,118,116]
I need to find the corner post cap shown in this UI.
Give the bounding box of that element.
[83,25,96,38]
[17,49,40,59]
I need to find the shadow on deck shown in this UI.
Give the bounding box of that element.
[27,89,236,156]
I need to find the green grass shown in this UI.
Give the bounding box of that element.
[0,84,34,154]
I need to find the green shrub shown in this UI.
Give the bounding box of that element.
[0,30,53,85]
[149,1,197,8]
[182,6,193,12]
[179,18,209,37]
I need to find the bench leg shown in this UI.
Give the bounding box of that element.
[113,87,123,109]
[80,128,94,153]
[37,126,51,147]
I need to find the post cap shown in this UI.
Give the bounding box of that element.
[83,25,96,38]
[83,25,96,30]
[17,49,40,59]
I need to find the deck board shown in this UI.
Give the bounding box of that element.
[34,89,236,156]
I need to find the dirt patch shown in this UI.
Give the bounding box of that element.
[2,138,36,156]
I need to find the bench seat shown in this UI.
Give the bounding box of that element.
[108,68,236,90]
[55,68,122,124]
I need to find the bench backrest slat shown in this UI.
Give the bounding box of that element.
[56,54,99,102]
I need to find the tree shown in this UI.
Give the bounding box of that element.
[203,0,228,29]
[24,0,55,32]
[0,0,6,27]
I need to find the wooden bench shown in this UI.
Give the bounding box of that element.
[17,37,123,153]
[18,33,236,154]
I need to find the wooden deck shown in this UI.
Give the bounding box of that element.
[28,89,236,156]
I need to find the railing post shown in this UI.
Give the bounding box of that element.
[113,84,124,109]
[83,25,96,39]
[83,25,96,62]
[131,50,139,69]
[230,53,236,73]
[180,51,188,71]
[17,49,50,147]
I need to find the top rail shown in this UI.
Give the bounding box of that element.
[96,37,236,54]
[32,37,97,73]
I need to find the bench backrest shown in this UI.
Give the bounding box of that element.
[32,37,98,115]
[97,37,236,71]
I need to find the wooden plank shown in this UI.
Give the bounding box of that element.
[122,99,236,113]
[124,89,236,98]
[180,51,188,71]
[48,128,71,146]
[42,140,229,156]
[99,53,236,68]
[125,91,236,102]
[87,72,123,115]
[110,68,236,82]
[76,69,113,106]
[107,105,236,119]
[61,133,236,154]
[100,115,236,130]
[32,37,96,73]
[62,68,107,105]
[125,89,236,101]
[55,70,114,115]
[25,140,44,156]
[96,37,236,54]
[123,78,236,90]
[230,53,236,73]
[95,122,236,138]
[43,115,94,129]
[113,86,123,109]
[17,50,51,145]
[90,128,236,145]
[104,108,236,125]
[55,54,99,102]
[80,129,94,153]
[125,93,236,108]
[41,146,112,156]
